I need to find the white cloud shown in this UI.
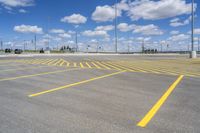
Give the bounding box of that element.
[170,16,190,27]
[136,37,152,41]
[170,30,180,35]
[92,5,120,22]
[95,25,114,31]
[18,9,27,13]
[0,0,34,7]
[188,28,200,35]
[133,24,163,36]
[194,29,200,34]
[128,0,195,21]
[116,0,129,11]
[50,29,65,34]
[82,30,109,37]
[58,33,71,38]
[168,34,190,41]
[61,14,87,24]
[117,23,163,35]
[117,23,135,32]
[14,24,43,34]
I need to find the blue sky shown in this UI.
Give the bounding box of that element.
[0,0,200,52]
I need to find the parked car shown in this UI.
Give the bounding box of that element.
[14,49,23,54]
[5,48,12,53]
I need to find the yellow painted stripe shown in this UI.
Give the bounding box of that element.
[47,59,57,65]
[53,59,62,66]
[101,62,122,71]
[0,65,51,73]
[0,68,81,82]
[59,60,65,66]
[107,62,133,71]
[137,75,184,127]
[96,62,111,70]
[80,62,84,68]
[73,62,77,67]
[85,62,92,68]
[42,59,53,64]
[91,62,101,69]
[29,70,126,97]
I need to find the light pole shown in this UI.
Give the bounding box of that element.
[114,0,118,53]
[75,31,78,52]
[0,40,3,51]
[198,37,200,52]
[190,0,197,58]
[34,34,37,51]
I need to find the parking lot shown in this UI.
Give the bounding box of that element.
[0,54,200,133]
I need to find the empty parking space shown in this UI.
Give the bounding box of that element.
[0,55,200,133]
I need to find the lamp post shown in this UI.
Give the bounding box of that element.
[114,0,118,53]
[0,40,3,51]
[198,37,200,52]
[190,0,197,58]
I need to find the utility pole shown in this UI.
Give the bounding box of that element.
[24,40,26,51]
[198,37,200,52]
[190,0,197,58]
[114,0,118,53]
[34,34,37,51]
[75,31,78,52]
[0,41,3,50]
[142,39,145,53]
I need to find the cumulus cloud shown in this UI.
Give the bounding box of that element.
[133,24,164,35]
[58,33,71,38]
[14,24,43,34]
[128,0,195,21]
[188,28,200,35]
[50,29,65,34]
[95,25,114,31]
[92,5,118,22]
[136,37,152,41]
[170,16,190,27]
[91,1,128,22]
[18,9,27,13]
[61,14,87,24]
[168,34,190,41]
[117,23,135,32]
[170,30,180,35]
[82,30,109,37]
[0,0,34,7]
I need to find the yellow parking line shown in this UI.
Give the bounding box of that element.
[137,75,184,127]
[85,62,92,68]
[73,62,77,67]
[80,62,84,68]
[42,59,53,64]
[101,62,122,71]
[53,59,62,66]
[0,68,81,82]
[59,60,65,66]
[48,59,58,65]
[108,62,133,71]
[0,65,51,73]
[29,70,126,97]
[66,61,70,67]
[96,61,111,70]
[91,62,101,69]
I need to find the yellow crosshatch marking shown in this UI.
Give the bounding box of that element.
[4,58,200,78]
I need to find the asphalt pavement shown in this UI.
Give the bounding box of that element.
[0,54,200,133]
